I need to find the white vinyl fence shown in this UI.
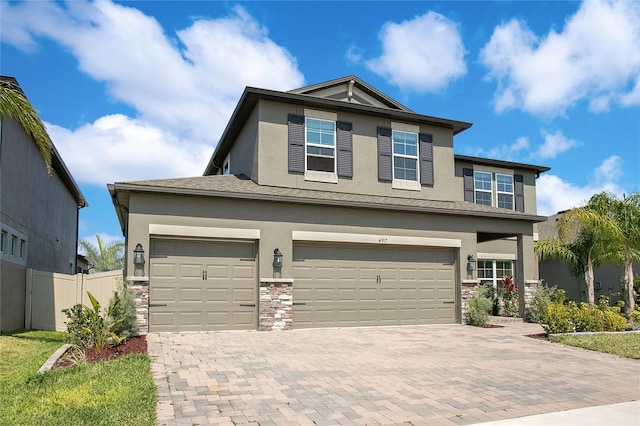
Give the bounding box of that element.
[25,269,122,331]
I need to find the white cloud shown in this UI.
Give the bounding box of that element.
[366,11,467,92]
[47,115,211,185]
[485,137,530,161]
[480,0,640,116]
[536,155,625,215]
[534,130,580,159]
[2,1,304,182]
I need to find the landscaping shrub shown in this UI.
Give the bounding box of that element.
[108,278,138,338]
[543,300,577,334]
[467,287,492,326]
[573,303,604,332]
[500,276,519,317]
[527,284,556,323]
[599,297,627,331]
[482,282,500,316]
[62,304,93,348]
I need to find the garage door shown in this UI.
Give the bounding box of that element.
[149,239,257,332]
[292,244,456,328]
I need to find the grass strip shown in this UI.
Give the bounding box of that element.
[551,332,640,359]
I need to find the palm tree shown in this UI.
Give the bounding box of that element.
[79,235,125,273]
[588,191,640,312]
[0,77,52,173]
[535,204,616,305]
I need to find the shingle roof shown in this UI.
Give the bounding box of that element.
[111,174,547,222]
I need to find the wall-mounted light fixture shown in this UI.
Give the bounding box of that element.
[133,243,145,276]
[273,248,283,268]
[467,254,476,272]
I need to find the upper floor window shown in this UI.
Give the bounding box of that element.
[465,168,523,211]
[11,235,17,256]
[20,239,26,260]
[392,130,419,182]
[306,118,336,173]
[474,171,493,206]
[496,174,514,210]
[0,230,6,253]
[288,113,353,182]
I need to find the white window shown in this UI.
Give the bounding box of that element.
[478,260,513,289]
[496,174,514,210]
[305,118,336,173]
[392,130,419,182]
[474,171,493,206]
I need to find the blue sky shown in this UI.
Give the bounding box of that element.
[2,0,639,246]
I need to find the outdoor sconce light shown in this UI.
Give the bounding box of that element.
[133,243,145,276]
[273,248,283,268]
[467,254,476,272]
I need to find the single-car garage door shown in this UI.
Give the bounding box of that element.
[149,239,257,332]
[293,244,456,328]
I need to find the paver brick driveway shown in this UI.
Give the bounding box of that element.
[148,323,640,425]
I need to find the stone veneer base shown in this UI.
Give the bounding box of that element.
[259,280,293,331]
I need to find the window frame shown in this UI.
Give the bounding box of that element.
[474,171,493,206]
[478,259,514,289]
[496,173,514,210]
[0,230,6,253]
[305,117,337,175]
[19,239,26,260]
[392,130,420,183]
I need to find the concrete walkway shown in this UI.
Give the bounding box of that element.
[148,321,640,425]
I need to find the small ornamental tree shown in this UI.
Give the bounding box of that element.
[500,275,519,317]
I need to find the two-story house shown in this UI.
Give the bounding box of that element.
[1,76,87,333]
[109,76,549,332]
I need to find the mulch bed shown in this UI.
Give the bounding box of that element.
[54,335,147,369]
[473,324,504,328]
[525,333,550,340]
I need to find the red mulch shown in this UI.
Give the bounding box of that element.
[525,333,550,340]
[54,335,147,369]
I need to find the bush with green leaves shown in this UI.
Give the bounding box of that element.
[527,284,556,323]
[466,287,492,326]
[543,300,577,334]
[62,304,93,348]
[573,303,604,332]
[599,297,627,331]
[500,275,519,317]
[108,278,138,338]
[481,283,500,316]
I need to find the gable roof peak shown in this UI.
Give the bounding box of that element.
[288,75,412,112]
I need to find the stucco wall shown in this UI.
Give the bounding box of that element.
[124,191,539,306]
[255,100,458,201]
[0,119,79,273]
[0,118,80,332]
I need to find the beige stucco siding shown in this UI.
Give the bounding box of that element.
[124,192,539,291]
[227,106,259,178]
[454,160,540,215]
[256,100,458,200]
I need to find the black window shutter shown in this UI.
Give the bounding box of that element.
[377,127,392,181]
[515,174,525,212]
[288,114,305,173]
[336,121,353,177]
[419,133,434,186]
[463,168,474,202]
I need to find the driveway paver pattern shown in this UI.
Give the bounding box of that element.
[148,323,640,425]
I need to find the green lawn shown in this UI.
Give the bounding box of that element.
[551,332,640,359]
[0,330,156,426]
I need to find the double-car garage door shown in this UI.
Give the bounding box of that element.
[148,238,456,332]
[293,244,456,328]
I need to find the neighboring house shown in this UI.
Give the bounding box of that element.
[109,76,549,333]
[0,76,87,333]
[537,211,638,305]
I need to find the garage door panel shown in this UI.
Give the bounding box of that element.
[293,244,456,328]
[149,239,256,332]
